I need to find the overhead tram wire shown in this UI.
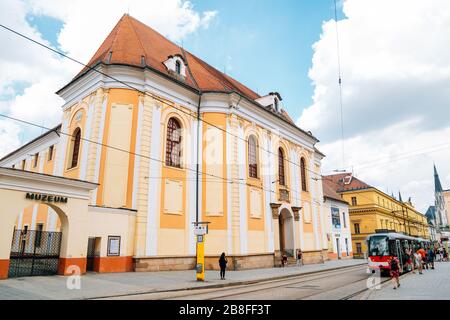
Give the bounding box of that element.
[333,0,345,170]
[0,23,442,215]
[0,23,442,218]
[0,113,319,207]
[0,23,324,181]
[1,111,434,215]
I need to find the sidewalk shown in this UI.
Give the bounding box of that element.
[361,261,450,300]
[0,258,365,300]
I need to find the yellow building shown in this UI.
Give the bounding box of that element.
[325,174,429,258]
[0,14,329,279]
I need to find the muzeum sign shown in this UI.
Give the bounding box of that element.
[25,192,68,203]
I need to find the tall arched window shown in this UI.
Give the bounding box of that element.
[248,135,258,178]
[70,128,81,169]
[175,60,181,75]
[278,147,286,186]
[300,157,307,191]
[165,117,182,168]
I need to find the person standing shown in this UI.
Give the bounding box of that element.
[281,252,288,267]
[443,248,448,262]
[389,255,401,289]
[296,250,303,266]
[414,250,423,274]
[427,246,435,270]
[405,246,414,273]
[417,246,427,272]
[219,252,228,280]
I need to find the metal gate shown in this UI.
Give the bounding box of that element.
[8,229,62,278]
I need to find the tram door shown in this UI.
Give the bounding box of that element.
[395,240,404,271]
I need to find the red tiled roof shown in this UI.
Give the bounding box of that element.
[68,14,304,127]
[323,173,371,193]
[322,178,347,203]
[75,14,261,99]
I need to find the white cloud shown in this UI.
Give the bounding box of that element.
[0,0,217,157]
[299,0,450,212]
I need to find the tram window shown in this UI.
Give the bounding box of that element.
[368,236,389,256]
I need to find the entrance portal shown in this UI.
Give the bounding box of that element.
[279,208,295,257]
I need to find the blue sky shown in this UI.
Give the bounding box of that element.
[26,0,343,121]
[186,0,343,119]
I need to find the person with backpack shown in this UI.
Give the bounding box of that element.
[389,255,402,289]
[427,246,435,269]
[219,252,228,280]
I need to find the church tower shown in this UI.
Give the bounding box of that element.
[434,164,448,229]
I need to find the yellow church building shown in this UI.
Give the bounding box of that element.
[0,14,330,279]
[324,173,429,258]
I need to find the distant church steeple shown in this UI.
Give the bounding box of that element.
[434,164,448,228]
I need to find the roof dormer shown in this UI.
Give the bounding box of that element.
[255,92,283,113]
[163,54,187,80]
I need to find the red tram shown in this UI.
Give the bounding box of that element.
[366,232,430,276]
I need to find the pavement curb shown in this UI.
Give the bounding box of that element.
[87,261,367,300]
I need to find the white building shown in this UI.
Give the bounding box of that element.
[322,178,353,259]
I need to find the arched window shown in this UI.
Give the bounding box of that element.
[248,135,258,178]
[175,60,181,75]
[300,157,307,191]
[165,117,182,168]
[278,148,286,186]
[70,128,81,169]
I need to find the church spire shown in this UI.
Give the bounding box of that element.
[398,191,403,202]
[434,163,444,193]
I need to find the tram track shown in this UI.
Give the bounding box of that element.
[90,263,366,300]
[162,264,368,300]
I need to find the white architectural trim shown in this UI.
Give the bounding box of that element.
[92,96,108,204]
[79,99,94,180]
[131,98,143,209]
[146,102,162,256]
[226,120,233,254]
[238,125,248,254]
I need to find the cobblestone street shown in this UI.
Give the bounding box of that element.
[358,261,450,300]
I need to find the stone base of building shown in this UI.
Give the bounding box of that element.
[58,257,87,275]
[93,256,134,273]
[134,256,197,272]
[327,251,354,260]
[135,253,281,272]
[302,250,326,264]
[0,259,9,279]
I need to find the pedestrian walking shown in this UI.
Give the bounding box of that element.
[417,246,427,271]
[389,255,401,289]
[438,247,444,262]
[281,252,288,267]
[405,247,414,273]
[443,248,448,262]
[414,250,423,274]
[427,246,435,270]
[296,249,303,266]
[219,252,228,280]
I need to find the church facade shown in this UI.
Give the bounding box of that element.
[0,14,329,279]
